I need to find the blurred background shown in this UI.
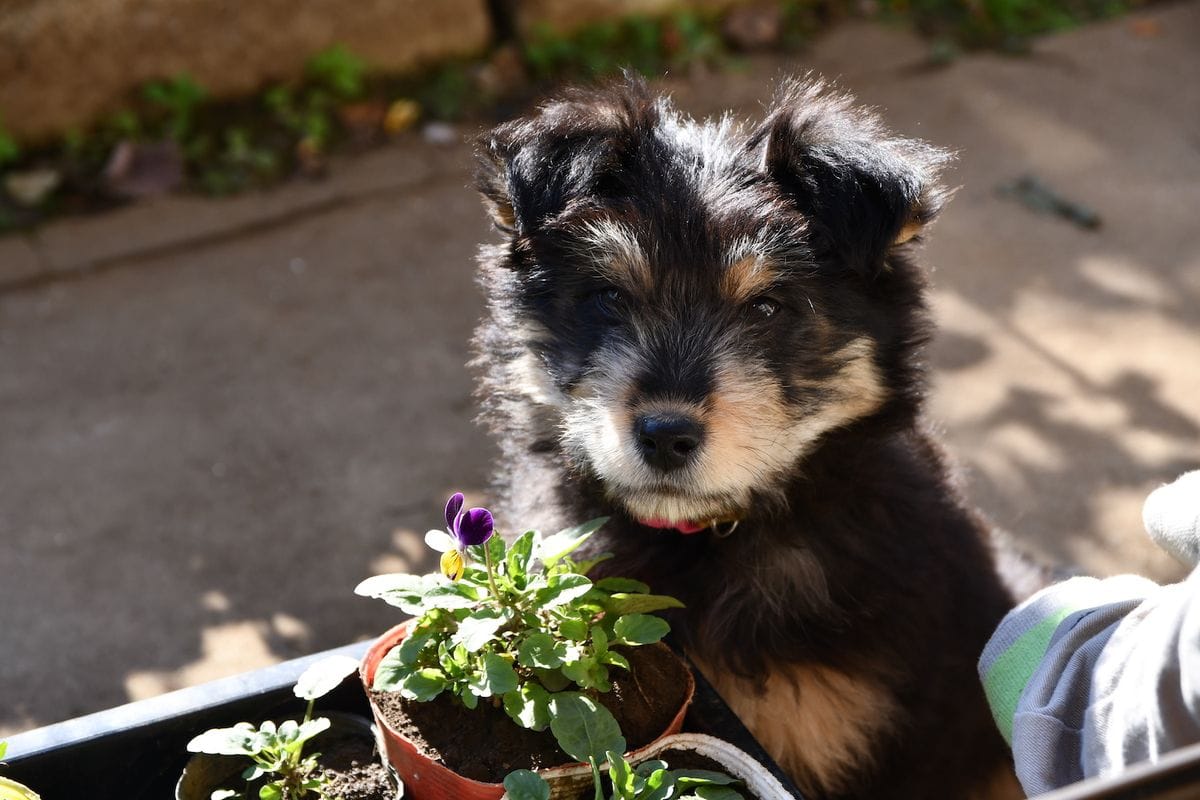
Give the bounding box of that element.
[1,0,1197,737]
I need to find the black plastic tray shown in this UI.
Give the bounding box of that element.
[4,641,803,799]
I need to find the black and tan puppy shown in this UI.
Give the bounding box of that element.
[471,77,1021,799]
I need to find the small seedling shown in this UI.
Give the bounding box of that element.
[186,655,359,800]
[504,748,745,800]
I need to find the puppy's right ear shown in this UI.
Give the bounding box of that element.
[476,132,520,235]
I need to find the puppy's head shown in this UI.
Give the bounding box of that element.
[475,77,948,529]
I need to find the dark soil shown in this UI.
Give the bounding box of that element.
[322,762,394,800]
[651,747,729,775]
[369,643,690,783]
[318,727,395,800]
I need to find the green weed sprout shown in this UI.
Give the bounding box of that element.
[504,746,745,800]
[186,655,359,800]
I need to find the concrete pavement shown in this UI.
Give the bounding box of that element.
[3,3,1198,736]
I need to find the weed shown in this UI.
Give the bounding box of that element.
[306,44,367,100]
[142,74,207,142]
[0,117,20,168]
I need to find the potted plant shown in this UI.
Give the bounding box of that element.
[355,493,695,799]
[180,655,399,800]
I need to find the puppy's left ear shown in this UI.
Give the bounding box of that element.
[752,79,951,277]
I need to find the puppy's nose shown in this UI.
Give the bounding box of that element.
[634,414,704,472]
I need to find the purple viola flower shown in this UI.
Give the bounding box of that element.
[425,492,494,581]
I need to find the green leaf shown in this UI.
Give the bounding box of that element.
[561,655,608,690]
[613,613,671,645]
[395,668,447,701]
[607,751,636,799]
[536,574,593,608]
[534,667,571,692]
[241,764,264,781]
[595,577,651,594]
[601,650,631,671]
[259,782,283,800]
[473,652,519,696]
[506,530,537,581]
[574,552,614,575]
[187,722,261,756]
[502,769,551,800]
[559,618,589,641]
[692,787,744,800]
[601,593,685,616]
[590,624,609,655]
[468,534,506,569]
[635,759,669,778]
[503,682,553,730]
[518,632,567,669]
[0,741,6,759]
[290,717,331,750]
[538,517,608,564]
[372,645,416,691]
[672,770,739,787]
[277,719,299,742]
[547,692,625,764]
[293,654,358,701]
[398,631,434,664]
[640,768,676,800]
[423,584,483,610]
[354,573,441,614]
[453,609,506,652]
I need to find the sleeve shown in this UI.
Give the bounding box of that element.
[978,569,1200,796]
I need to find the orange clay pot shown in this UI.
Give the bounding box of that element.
[361,621,695,800]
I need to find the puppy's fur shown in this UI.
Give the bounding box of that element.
[472,77,1021,799]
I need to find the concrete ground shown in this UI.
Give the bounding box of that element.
[3,3,1198,737]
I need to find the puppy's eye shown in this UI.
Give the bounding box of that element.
[590,287,625,322]
[750,297,781,319]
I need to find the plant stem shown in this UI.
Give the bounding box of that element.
[482,543,503,603]
[590,756,605,800]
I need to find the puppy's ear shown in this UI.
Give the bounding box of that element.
[475,78,658,237]
[751,79,951,277]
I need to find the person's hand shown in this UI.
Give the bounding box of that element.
[1143,470,1200,567]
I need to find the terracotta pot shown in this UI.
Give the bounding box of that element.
[361,621,695,800]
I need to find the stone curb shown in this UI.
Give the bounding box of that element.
[1,138,469,293]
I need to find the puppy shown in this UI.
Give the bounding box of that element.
[471,77,1021,800]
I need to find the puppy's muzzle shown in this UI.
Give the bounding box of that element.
[633,413,704,472]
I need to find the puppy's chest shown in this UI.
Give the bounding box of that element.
[691,657,897,798]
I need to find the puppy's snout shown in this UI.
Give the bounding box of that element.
[633,414,704,472]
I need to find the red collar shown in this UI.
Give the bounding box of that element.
[637,517,740,537]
